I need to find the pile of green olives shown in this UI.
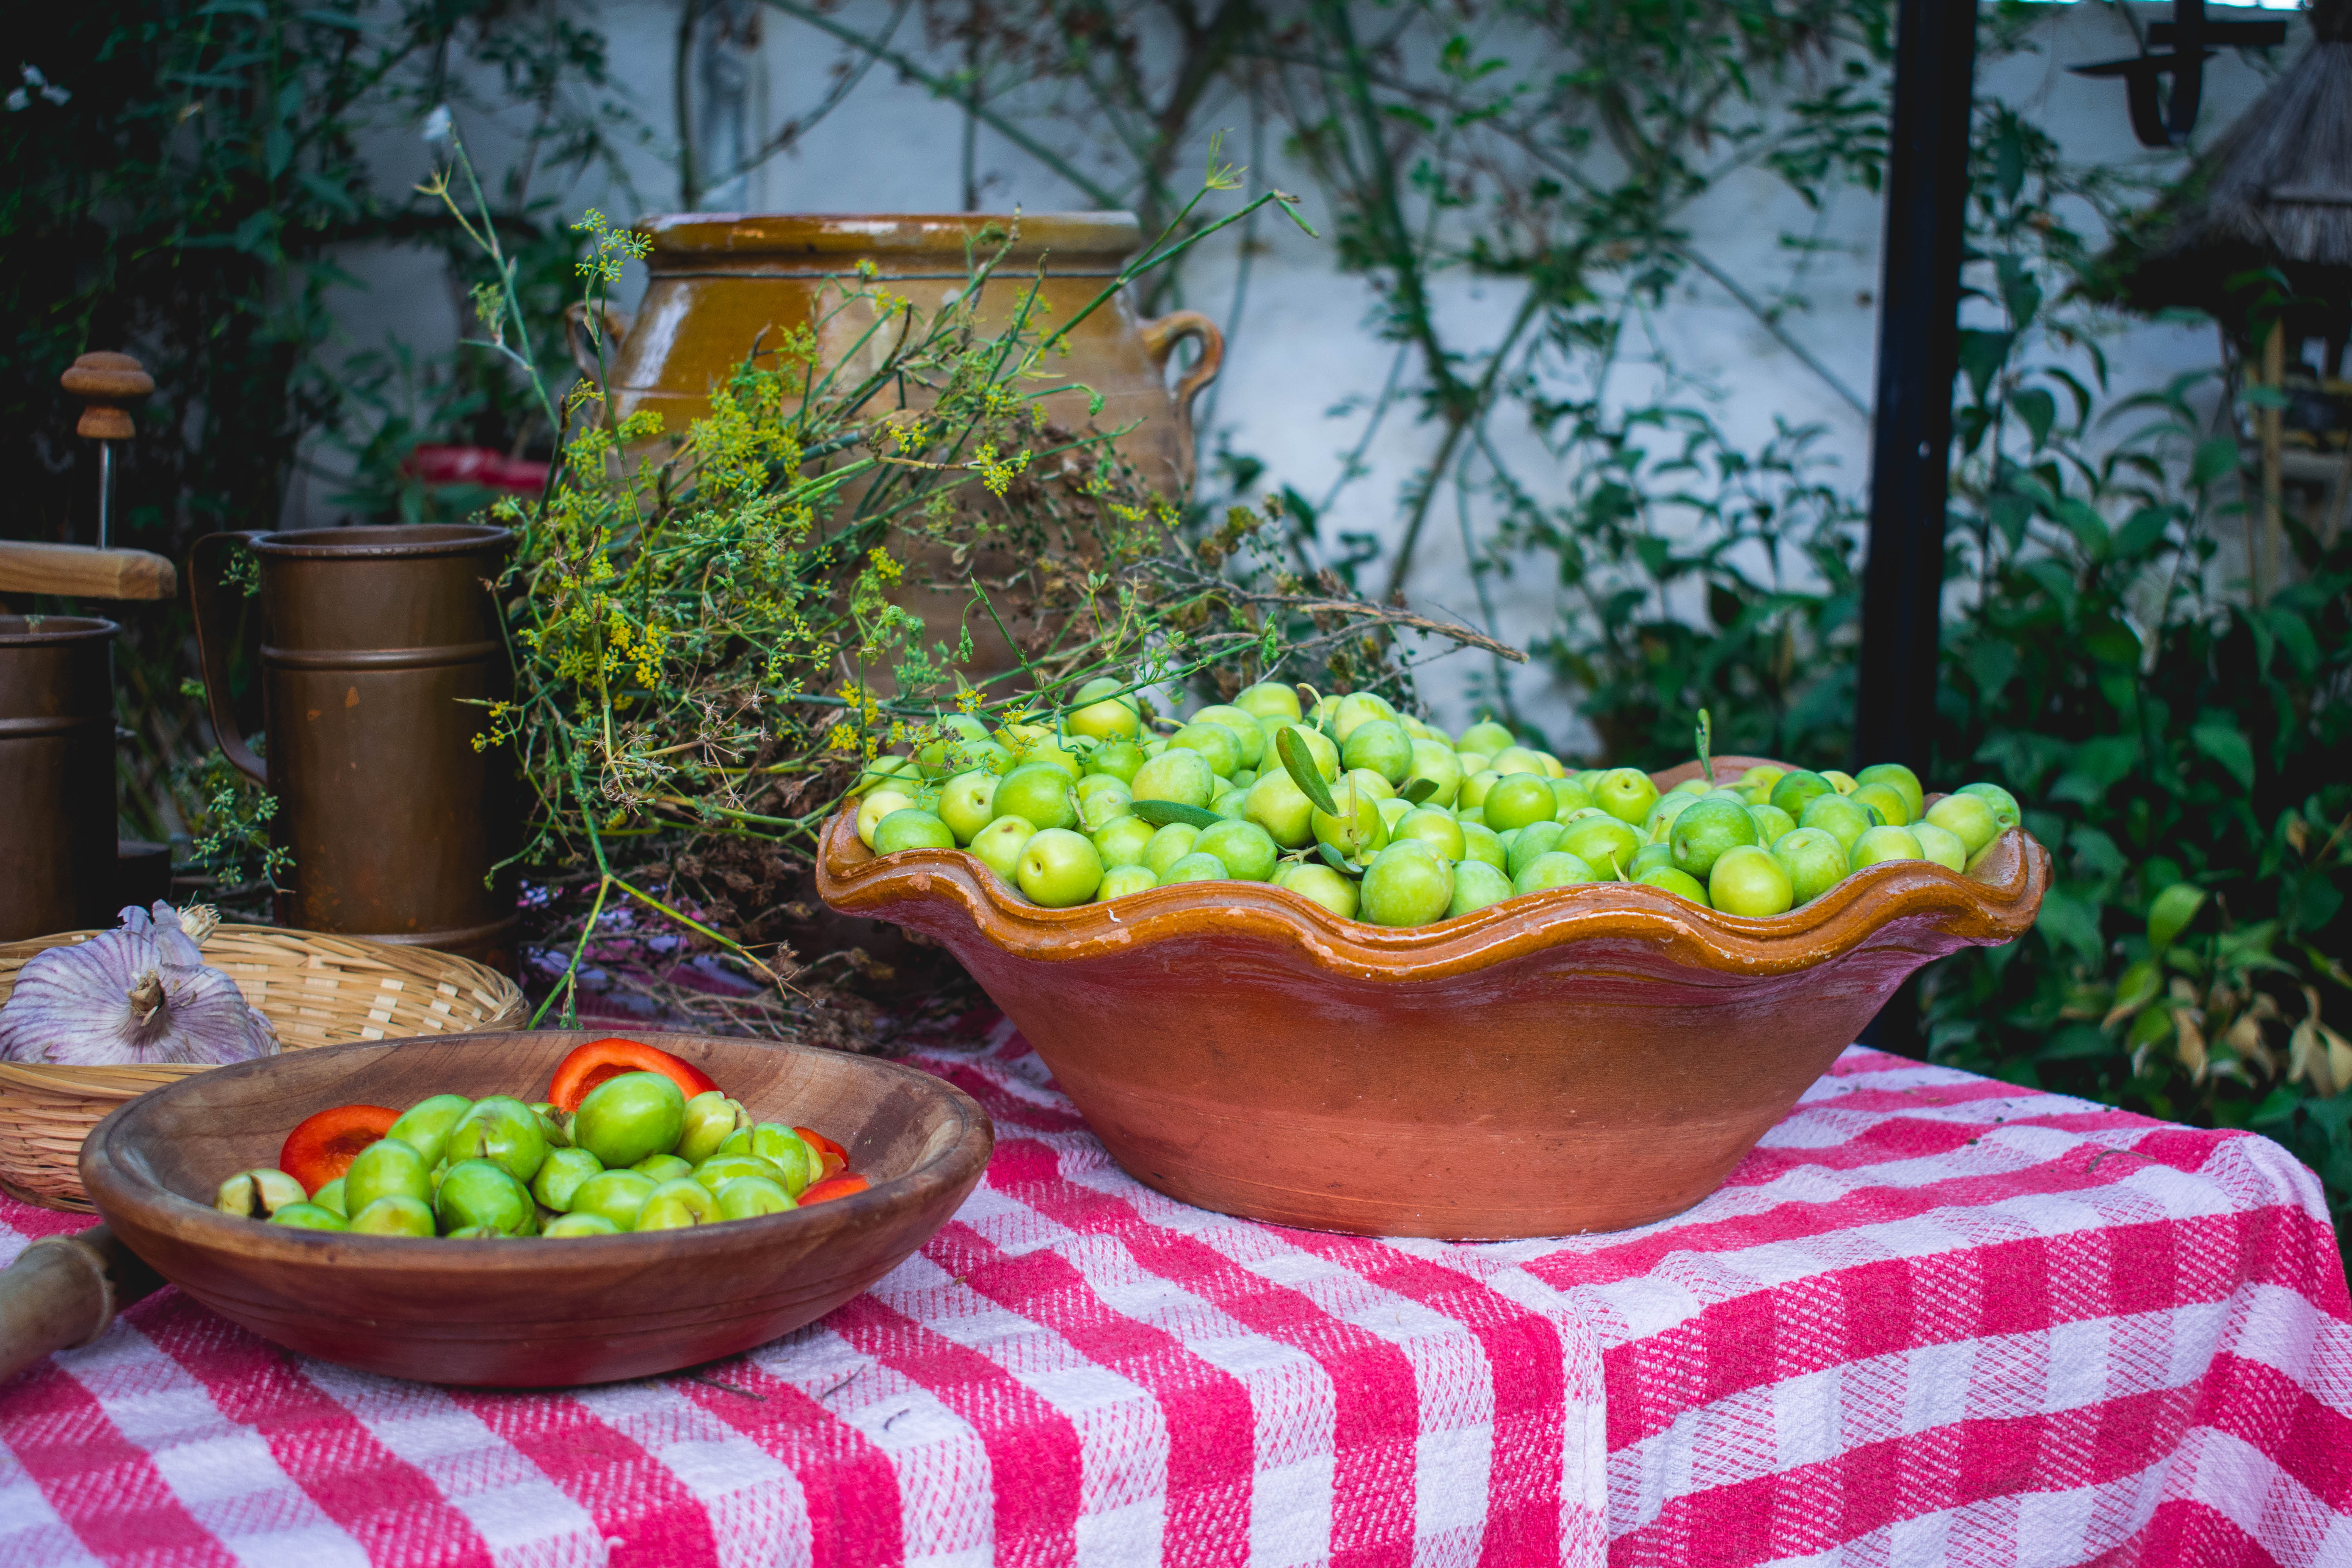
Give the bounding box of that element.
[218,1073,834,1238]
[850,676,2025,925]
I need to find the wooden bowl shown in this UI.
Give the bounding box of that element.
[817,757,2049,1239]
[79,1029,991,1387]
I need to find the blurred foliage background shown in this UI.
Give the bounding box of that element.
[2,0,2343,1236]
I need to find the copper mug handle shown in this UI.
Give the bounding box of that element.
[564,301,632,387]
[187,530,271,786]
[1139,310,1225,459]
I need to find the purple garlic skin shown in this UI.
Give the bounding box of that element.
[0,903,278,1067]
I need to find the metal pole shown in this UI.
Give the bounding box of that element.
[1854,0,1977,1054]
[96,444,115,550]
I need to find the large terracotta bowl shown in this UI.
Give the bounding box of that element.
[80,1030,992,1387]
[818,758,2048,1239]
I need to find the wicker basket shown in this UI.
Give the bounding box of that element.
[0,925,526,1210]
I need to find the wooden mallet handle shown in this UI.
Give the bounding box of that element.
[60,352,154,441]
[0,1226,163,1385]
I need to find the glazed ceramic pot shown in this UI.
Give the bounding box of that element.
[581,211,1222,680]
[584,211,1221,494]
[817,758,2051,1240]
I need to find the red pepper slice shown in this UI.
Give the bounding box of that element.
[794,1126,849,1182]
[800,1173,871,1205]
[279,1104,401,1194]
[546,1038,719,1113]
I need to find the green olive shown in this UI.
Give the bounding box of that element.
[309,1178,348,1218]
[1444,859,1514,918]
[1853,825,1925,867]
[1459,821,1506,871]
[344,1137,432,1215]
[632,1152,693,1184]
[348,1195,436,1236]
[543,1212,623,1238]
[572,1071,688,1168]
[567,1169,659,1230]
[531,1146,605,1212]
[1747,802,1797,844]
[1910,819,1969,871]
[1635,866,1712,906]
[444,1096,548,1185]
[744,1123,820,1195]
[1708,844,1795,917]
[1768,770,1836,818]
[1504,820,1568,878]
[269,1202,347,1231]
[1849,780,1912,828]
[1924,792,2001,857]
[1799,792,1877,855]
[1854,762,1925,821]
[217,1167,308,1218]
[1771,826,1851,905]
[1665,799,1759,884]
[692,1152,787,1194]
[434,1158,538,1236]
[716,1175,799,1220]
[1957,781,2022,830]
[442,1225,503,1240]
[1560,815,1643,880]
[1628,842,1676,878]
[1512,851,1597,895]
[635,1178,719,1230]
[385,1094,474,1168]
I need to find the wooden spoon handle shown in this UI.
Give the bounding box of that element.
[0,1225,162,1384]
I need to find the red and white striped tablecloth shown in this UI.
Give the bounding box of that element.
[0,1026,2343,1566]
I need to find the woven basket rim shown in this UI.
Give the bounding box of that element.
[0,922,527,1085]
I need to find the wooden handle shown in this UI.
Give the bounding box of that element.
[0,1226,162,1385]
[60,352,154,442]
[0,540,177,601]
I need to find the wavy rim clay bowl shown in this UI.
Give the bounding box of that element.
[818,757,2048,1240]
[80,1029,991,1387]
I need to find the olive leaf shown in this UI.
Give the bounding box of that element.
[1401,777,1439,806]
[1316,842,1364,878]
[1277,727,1339,815]
[1134,799,1223,829]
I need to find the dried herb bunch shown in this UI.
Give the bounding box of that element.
[428,137,1511,1026]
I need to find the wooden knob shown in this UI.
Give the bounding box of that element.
[61,352,154,441]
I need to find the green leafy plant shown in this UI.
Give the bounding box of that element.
[420,133,1508,1024]
[1899,102,2350,1241]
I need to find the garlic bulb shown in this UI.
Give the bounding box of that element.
[0,903,278,1067]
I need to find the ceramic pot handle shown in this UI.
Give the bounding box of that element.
[0,1226,162,1386]
[564,302,632,387]
[187,530,270,786]
[1139,310,1225,453]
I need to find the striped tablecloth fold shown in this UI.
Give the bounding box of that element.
[0,1025,2341,1567]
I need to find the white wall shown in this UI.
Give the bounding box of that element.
[305,1,2301,743]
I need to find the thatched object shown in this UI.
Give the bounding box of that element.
[2109,2,2352,324]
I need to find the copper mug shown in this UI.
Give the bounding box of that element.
[0,615,119,941]
[189,525,516,967]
